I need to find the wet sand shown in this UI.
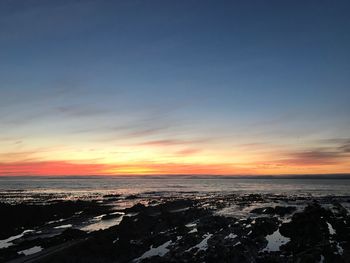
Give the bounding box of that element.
[1,192,350,262]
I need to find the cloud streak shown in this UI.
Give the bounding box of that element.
[137,138,207,147]
[281,150,343,166]
[175,148,201,156]
[271,139,350,167]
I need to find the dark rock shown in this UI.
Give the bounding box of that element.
[103,194,121,198]
[274,206,296,216]
[279,203,331,255]
[125,203,146,213]
[251,217,279,237]
[61,228,87,240]
[125,194,139,200]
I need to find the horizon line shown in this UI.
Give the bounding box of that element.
[1,173,350,179]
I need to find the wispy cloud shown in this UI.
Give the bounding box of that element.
[338,140,350,153]
[175,148,201,156]
[283,150,342,165]
[137,137,211,146]
[56,105,108,117]
[138,139,190,146]
[0,151,41,163]
[0,136,23,142]
[274,139,350,166]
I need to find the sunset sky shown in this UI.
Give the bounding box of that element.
[1,0,349,176]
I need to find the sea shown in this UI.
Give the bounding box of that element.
[1,176,350,203]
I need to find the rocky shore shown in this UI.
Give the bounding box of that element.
[1,193,349,262]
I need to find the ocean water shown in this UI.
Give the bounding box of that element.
[1,176,350,203]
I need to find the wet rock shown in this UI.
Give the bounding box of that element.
[251,207,275,215]
[102,213,123,221]
[251,206,296,216]
[2,196,350,263]
[0,200,102,239]
[161,199,194,212]
[332,202,348,217]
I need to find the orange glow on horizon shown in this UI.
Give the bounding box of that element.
[0,159,349,176]
[1,133,349,176]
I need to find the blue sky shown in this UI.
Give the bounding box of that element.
[0,0,349,175]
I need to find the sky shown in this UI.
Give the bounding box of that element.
[0,0,349,176]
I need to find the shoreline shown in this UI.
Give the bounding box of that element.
[1,192,349,262]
